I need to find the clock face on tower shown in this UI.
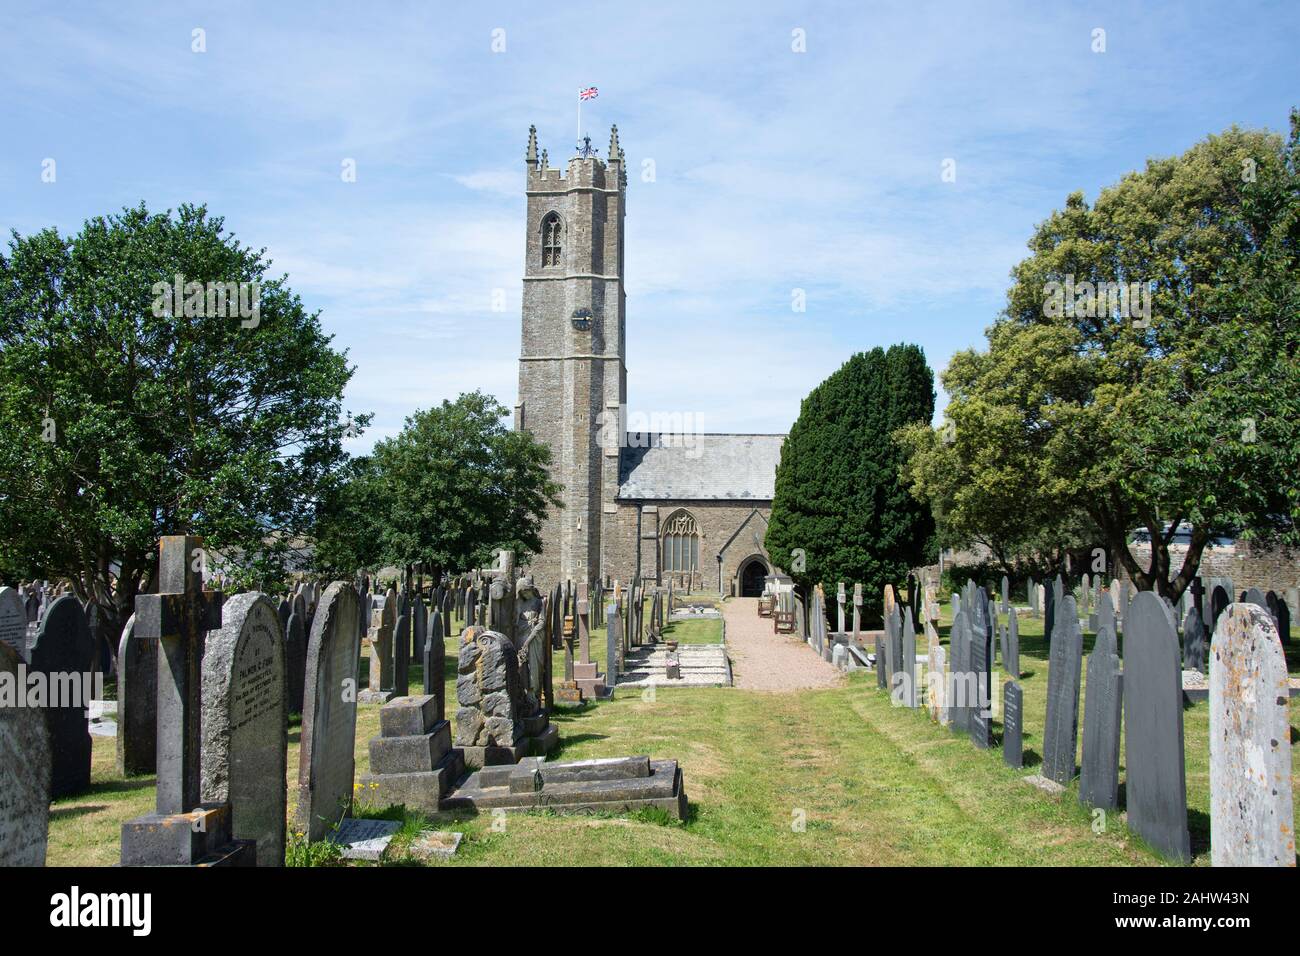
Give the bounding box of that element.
[571,307,593,331]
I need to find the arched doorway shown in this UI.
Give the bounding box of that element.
[739,558,768,597]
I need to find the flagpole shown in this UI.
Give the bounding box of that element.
[577,93,582,146]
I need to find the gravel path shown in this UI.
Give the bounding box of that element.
[725,597,844,691]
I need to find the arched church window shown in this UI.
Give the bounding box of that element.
[662,511,699,573]
[541,213,562,267]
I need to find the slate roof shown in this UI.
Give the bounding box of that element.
[617,433,786,501]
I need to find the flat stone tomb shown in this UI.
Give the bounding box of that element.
[615,643,729,687]
[442,754,688,820]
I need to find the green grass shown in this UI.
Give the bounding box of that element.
[46,599,1300,866]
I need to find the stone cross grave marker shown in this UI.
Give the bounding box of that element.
[296,582,362,841]
[1003,681,1023,769]
[0,586,26,662]
[1079,598,1122,810]
[0,638,51,865]
[853,583,862,640]
[116,612,157,775]
[201,592,286,866]
[1123,592,1191,863]
[1209,603,1294,866]
[1041,595,1082,786]
[28,594,94,797]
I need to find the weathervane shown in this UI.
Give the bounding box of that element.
[575,135,598,158]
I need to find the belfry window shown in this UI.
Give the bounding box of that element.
[541,213,562,267]
[662,512,699,573]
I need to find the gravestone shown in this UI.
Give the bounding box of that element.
[1079,599,1122,810]
[116,613,157,775]
[1210,585,1230,636]
[423,608,446,715]
[902,609,918,709]
[0,586,27,661]
[394,606,411,697]
[1027,576,1037,616]
[1209,603,1294,866]
[1043,578,1056,648]
[1123,592,1191,863]
[968,601,992,749]
[363,588,395,703]
[0,639,51,865]
[284,607,307,715]
[1041,596,1083,786]
[1277,596,1291,645]
[949,606,972,734]
[1004,611,1020,679]
[875,631,887,689]
[28,594,94,797]
[926,621,946,724]
[1003,681,1023,770]
[295,581,362,842]
[1000,575,1009,614]
[1242,587,1269,614]
[201,592,286,866]
[1182,607,1206,674]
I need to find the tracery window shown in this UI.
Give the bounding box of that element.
[541,213,562,267]
[662,511,699,573]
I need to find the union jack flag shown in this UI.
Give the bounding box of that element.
[579,86,598,100]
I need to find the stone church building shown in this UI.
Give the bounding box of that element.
[514,125,784,596]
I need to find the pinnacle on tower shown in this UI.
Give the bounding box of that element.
[608,124,621,161]
[541,148,548,169]
[526,125,538,167]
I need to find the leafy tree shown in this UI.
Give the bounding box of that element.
[899,112,1300,602]
[0,203,366,643]
[312,391,561,580]
[765,344,935,626]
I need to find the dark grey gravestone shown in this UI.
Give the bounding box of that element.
[1079,599,1122,810]
[1277,597,1291,645]
[394,610,411,698]
[875,632,887,689]
[1043,579,1056,648]
[1005,611,1020,679]
[1210,603,1294,866]
[284,610,306,715]
[949,607,972,734]
[0,638,51,865]
[1182,607,1206,673]
[116,613,157,775]
[413,595,427,661]
[423,608,446,721]
[902,609,917,708]
[1000,575,1009,613]
[28,595,94,797]
[0,586,27,662]
[1003,681,1023,769]
[1041,595,1082,786]
[202,592,286,866]
[968,604,993,749]
[1123,591,1191,863]
[1027,577,1036,614]
[1210,585,1230,636]
[605,605,619,682]
[277,597,290,636]
[1243,587,1269,614]
[296,582,362,842]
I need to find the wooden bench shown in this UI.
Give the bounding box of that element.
[757,596,774,617]
[773,610,795,633]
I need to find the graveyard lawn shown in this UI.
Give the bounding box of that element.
[47,606,1300,866]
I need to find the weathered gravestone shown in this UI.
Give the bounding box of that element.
[1123,592,1191,863]
[413,593,427,661]
[1209,603,1295,867]
[901,609,918,709]
[1043,578,1056,648]
[201,592,287,866]
[884,604,901,701]
[454,625,558,767]
[1000,575,1010,614]
[284,604,307,715]
[28,595,94,797]
[0,586,27,662]
[423,608,446,712]
[1079,598,1122,810]
[1182,607,1207,674]
[394,605,411,698]
[295,581,362,842]
[1277,596,1291,645]
[1041,595,1083,786]
[1003,681,1023,770]
[968,602,992,749]
[926,621,946,724]
[361,588,395,704]
[116,613,157,775]
[0,638,51,865]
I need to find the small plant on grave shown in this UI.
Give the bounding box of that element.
[284,829,344,867]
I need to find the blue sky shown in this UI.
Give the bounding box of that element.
[2,1,1296,452]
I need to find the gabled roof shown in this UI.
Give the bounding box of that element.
[617,433,785,501]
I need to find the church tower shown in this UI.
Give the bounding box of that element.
[516,125,627,587]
